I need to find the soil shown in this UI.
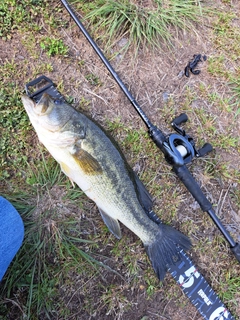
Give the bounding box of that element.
[0,1,240,319]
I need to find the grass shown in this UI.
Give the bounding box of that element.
[85,73,103,86]
[0,0,240,318]
[0,0,44,39]
[0,0,69,40]
[229,75,240,115]
[79,0,204,50]
[209,9,240,115]
[0,153,104,319]
[0,86,30,179]
[40,37,69,57]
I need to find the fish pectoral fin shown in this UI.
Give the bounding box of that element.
[98,207,122,240]
[72,148,102,175]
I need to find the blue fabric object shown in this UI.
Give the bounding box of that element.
[0,196,24,281]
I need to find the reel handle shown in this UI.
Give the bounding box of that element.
[197,143,213,157]
[172,113,188,126]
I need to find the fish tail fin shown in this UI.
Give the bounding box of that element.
[145,224,191,281]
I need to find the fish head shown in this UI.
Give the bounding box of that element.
[21,93,74,133]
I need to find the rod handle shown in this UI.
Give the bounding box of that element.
[173,165,212,212]
[174,166,239,255]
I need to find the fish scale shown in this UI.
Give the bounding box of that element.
[24,76,236,320]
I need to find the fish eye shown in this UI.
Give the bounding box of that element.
[54,99,62,105]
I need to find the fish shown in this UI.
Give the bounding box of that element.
[21,93,191,280]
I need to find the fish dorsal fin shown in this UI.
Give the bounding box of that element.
[133,172,153,213]
[98,207,122,239]
[72,148,102,175]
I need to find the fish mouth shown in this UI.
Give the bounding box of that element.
[38,93,51,113]
[39,93,50,104]
[22,93,51,115]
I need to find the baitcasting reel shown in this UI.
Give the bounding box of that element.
[163,113,213,167]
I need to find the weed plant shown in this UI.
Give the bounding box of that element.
[73,0,203,50]
[40,37,69,57]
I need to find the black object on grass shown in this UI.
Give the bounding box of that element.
[184,54,207,77]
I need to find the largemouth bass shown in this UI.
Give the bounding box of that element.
[22,93,191,280]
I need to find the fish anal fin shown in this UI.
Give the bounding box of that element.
[72,148,102,175]
[98,207,122,239]
[133,172,153,213]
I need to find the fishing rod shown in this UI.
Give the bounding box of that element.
[60,0,240,263]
